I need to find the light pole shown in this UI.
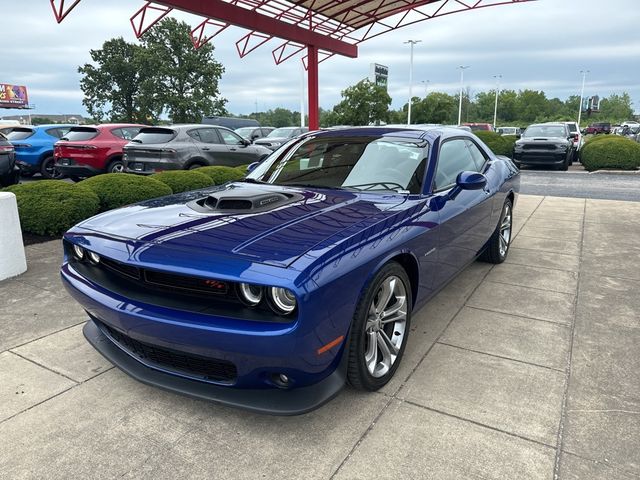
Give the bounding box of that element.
[457,65,470,126]
[405,39,421,125]
[577,70,589,128]
[421,80,430,97]
[493,74,502,130]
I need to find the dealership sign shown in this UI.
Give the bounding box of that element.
[369,63,388,89]
[0,84,29,109]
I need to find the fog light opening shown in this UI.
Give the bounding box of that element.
[271,373,292,389]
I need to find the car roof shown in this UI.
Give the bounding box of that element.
[310,125,468,141]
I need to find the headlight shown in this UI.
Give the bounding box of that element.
[269,287,297,314]
[88,251,100,264]
[238,283,263,306]
[72,244,84,260]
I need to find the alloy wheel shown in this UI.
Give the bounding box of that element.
[111,162,124,173]
[364,276,408,378]
[499,204,512,257]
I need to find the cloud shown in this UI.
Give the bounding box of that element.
[1,0,638,116]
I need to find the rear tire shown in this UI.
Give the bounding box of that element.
[480,199,513,264]
[107,158,124,174]
[188,163,204,170]
[347,262,412,391]
[40,156,64,179]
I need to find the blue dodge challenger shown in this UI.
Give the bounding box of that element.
[61,127,519,414]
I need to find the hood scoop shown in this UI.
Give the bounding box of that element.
[188,185,303,214]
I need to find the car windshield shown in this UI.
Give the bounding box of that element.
[235,127,255,137]
[61,127,99,141]
[130,128,176,144]
[267,127,297,138]
[7,128,34,140]
[251,136,427,194]
[523,126,566,138]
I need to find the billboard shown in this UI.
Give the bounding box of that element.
[0,84,29,109]
[369,63,389,89]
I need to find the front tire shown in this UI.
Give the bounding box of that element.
[107,158,124,174]
[347,262,412,391]
[480,199,513,264]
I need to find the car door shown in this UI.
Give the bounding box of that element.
[431,138,495,286]
[218,129,259,165]
[190,127,229,166]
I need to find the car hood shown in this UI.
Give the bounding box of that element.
[75,183,407,268]
[517,136,569,144]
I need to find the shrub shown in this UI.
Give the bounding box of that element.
[80,173,172,211]
[150,170,213,193]
[235,164,251,175]
[2,180,100,236]
[474,131,514,157]
[580,136,640,171]
[197,166,246,185]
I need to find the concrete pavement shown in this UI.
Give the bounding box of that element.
[1,195,639,479]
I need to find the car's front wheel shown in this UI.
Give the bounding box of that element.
[347,262,412,391]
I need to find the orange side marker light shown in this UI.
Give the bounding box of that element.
[317,335,345,355]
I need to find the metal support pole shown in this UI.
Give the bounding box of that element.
[405,40,421,125]
[457,66,469,126]
[307,45,319,130]
[493,74,502,130]
[300,61,306,127]
[577,70,589,128]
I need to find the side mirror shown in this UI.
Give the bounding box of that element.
[247,161,259,173]
[251,134,259,140]
[241,138,250,146]
[456,171,487,190]
[515,133,522,139]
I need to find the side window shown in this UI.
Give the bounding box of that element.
[46,128,64,139]
[260,128,270,137]
[114,127,140,140]
[434,139,479,191]
[219,129,244,146]
[198,128,222,144]
[111,128,124,139]
[465,140,488,171]
[187,129,202,142]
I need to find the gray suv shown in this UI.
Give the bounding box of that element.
[123,124,272,174]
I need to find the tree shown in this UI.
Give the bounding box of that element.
[410,92,458,124]
[140,18,227,123]
[332,79,391,126]
[598,93,634,121]
[78,38,156,123]
[31,117,54,125]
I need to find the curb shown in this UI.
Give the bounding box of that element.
[588,169,640,175]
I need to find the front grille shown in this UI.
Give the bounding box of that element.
[144,269,229,295]
[523,144,557,150]
[97,320,237,383]
[101,257,141,279]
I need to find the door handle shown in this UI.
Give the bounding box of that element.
[202,147,210,151]
[229,148,237,151]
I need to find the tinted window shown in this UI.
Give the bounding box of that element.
[465,140,487,170]
[130,128,176,144]
[259,137,426,194]
[197,128,221,144]
[261,128,273,137]
[62,128,99,141]
[523,125,567,138]
[219,129,244,145]
[47,127,71,139]
[566,123,578,133]
[112,127,141,140]
[7,128,35,140]
[434,139,479,191]
[235,127,255,138]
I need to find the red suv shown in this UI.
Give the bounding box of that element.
[54,124,145,179]
[584,122,611,135]
[463,122,494,132]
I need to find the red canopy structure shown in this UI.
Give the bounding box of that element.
[50,0,535,128]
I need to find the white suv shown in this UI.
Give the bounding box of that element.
[563,121,582,161]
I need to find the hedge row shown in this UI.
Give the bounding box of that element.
[580,136,640,172]
[474,131,517,157]
[1,166,249,236]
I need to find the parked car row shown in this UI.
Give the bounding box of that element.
[3,122,302,180]
[0,132,19,187]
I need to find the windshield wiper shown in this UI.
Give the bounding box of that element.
[281,183,352,191]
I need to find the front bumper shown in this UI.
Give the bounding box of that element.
[16,160,39,174]
[513,151,568,166]
[124,159,182,174]
[84,319,347,415]
[61,260,348,414]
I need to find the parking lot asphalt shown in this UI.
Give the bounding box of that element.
[1,194,639,479]
[519,165,640,201]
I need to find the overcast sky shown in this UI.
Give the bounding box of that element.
[1,0,639,118]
